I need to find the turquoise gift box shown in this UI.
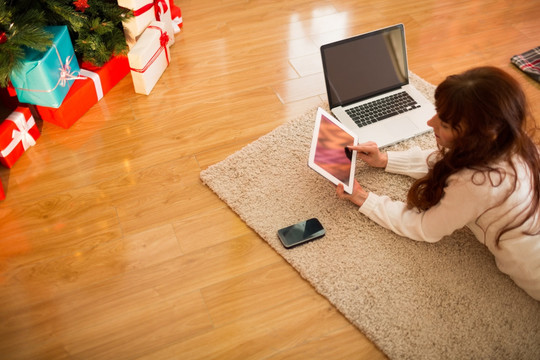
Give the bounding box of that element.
[10,26,81,108]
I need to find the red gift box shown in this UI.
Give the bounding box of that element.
[36,56,130,129]
[170,0,183,29]
[0,106,41,168]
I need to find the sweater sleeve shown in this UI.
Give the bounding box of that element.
[385,147,436,179]
[359,172,490,243]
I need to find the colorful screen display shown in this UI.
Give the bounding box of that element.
[314,114,355,184]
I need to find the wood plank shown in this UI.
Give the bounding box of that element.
[0,0,538,358]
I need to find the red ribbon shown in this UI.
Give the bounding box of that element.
[133,0,168,21]
[129,26,170,74]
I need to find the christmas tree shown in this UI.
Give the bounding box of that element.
[0,0,53,87]
[0,0,132,87]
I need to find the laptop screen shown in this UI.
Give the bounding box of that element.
[321,24,409,109]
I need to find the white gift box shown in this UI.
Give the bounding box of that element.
[118,0,175,48]
[128,21,171,95]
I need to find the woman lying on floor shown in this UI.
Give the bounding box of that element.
[337,66,540,301]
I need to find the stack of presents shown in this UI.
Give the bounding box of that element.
[0,0,183,201]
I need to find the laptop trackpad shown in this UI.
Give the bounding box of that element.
[364,116,419,146]
[387,115,419,135]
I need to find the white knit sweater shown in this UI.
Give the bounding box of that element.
[359,147,540,300]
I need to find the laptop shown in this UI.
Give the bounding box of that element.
[320,24,435,148]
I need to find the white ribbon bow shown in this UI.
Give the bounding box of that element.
[58,55,85,87]
[1,111,37,158]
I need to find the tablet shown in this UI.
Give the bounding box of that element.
[308,107,358,194]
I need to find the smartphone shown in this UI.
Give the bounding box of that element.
[277,218,326,249]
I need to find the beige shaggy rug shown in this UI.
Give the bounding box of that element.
[200,73,540,359]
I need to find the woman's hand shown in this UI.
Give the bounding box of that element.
[336,179,369,207]
[348,142,388,168]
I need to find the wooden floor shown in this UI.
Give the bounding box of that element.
[1,0,539,359]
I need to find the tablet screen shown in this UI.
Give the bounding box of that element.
[308,108,357,194]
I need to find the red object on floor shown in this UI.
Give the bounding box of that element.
[169,0,183,28]
[35,55,129,129]
[0,106,40,168]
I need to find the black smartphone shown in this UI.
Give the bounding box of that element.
[277,218,326,249]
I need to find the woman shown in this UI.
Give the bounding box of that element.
[337,66,540,300]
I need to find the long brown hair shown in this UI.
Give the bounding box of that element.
[407,66,540,243]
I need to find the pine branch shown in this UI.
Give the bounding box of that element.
[0,1,52,87]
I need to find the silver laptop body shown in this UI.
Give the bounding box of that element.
[320,24,435,148]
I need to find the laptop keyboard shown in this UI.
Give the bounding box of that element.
[345,91,421,127]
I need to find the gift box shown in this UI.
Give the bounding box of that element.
[9,26,81,108]
[119,0,175,48]
[128,21,171,95]
[0,107,40,168]
[169,0,183,33]
[35,56,130,129]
